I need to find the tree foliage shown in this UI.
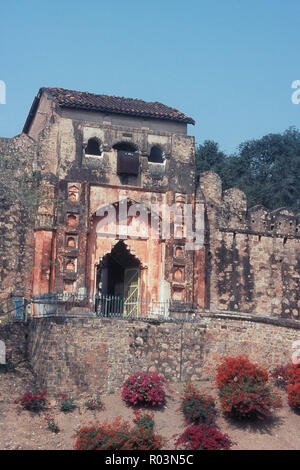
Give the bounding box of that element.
[195,127,300,212]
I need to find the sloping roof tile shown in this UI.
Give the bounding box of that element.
[40,87,195,125]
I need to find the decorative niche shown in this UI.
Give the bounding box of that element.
[174,245,184,258]
[67,213,78,227]
[65,258,77,273]
[67,183,81,203]
[172,287,185,301]
[64,280,74,293]
[66,234,78,249]
[173,266,185,282]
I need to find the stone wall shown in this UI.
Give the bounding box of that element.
[0,314,293,397]
[199,171,300,318]
[26,317,205,395]
[0,322,27,363]
[0,134,38,302]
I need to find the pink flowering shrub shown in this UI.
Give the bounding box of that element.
[122,372,169,408]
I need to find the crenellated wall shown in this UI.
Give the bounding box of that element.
[199,171,300,318]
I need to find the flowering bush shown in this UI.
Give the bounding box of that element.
[59,394,76,413]
[45,413,60,433]
[216,356,268,389]
[219,382,281,419]
[286,363,300,385]
[287,382,300,410]
[16,390,47,412]
[121,372,169,408]
[216,356,281,420]
[74,413,166,450]
[180,382,216,425]
[284,364,300,410]
[74,417,129,450]
[270,363,300,411]
[132,409,155,431]
[127,411,166,450]
[85,395,104,411]
[271,364,295,389]
[175,424,234,450]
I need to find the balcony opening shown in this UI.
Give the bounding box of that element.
[114,142,139,175]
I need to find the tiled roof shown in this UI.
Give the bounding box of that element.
[40,87,195,125]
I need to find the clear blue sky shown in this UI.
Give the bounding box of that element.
[1,0,299,154]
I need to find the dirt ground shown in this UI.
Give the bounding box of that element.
[0,364,300,451]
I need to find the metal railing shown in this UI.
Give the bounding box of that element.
[2,293,196,323]
[95,295,171,319]
[0,297,28,323]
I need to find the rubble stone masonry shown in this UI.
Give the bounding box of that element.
[1,314,300,396]
[199,171,300,318]
[0,134,37,301]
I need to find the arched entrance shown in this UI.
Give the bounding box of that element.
[95,241,141,316]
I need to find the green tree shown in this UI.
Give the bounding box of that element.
[195,128,300,212]
[195,140,227,178]
[235,127,300,211]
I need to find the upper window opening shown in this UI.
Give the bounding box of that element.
[113,141,137,152]
[85,138,102,156]
[149,145,164,163]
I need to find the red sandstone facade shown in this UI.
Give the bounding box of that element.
[17,87,205,312]
[0,87,299,319]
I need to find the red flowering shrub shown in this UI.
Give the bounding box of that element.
[283,363,300,410]
[132,409,154,431]
[270,363,300,411]
[219,382,281,419]
[121,372,169,408]
[74,417,130,450]
[271,364,292,389]
[216,356,268,389]
[126,411,166,450]
[180,382,216,425]
[286,363,300,385]
[175,424,234,450]
[287,382,300,410]
[16,390,47,412]
[216,356,281,420]
[74,413,166,450]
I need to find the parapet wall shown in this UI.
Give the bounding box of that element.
[199,172,300,318]
[1,315,298,397]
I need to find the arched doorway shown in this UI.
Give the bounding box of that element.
[95,241,141,316]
